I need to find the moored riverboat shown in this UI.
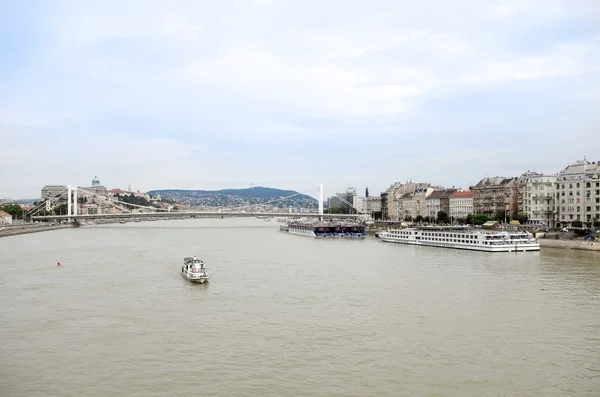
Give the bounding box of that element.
[378,225,539,252]
[280,221,366,238]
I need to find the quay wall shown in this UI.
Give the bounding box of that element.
[539,239,600,251]
[0,223,75,238]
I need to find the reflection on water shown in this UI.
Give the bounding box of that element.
[1,218,599,397]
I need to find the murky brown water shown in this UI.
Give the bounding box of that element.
[1,218,599,396]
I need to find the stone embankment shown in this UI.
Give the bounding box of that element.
[539,239,600,251]
[0,223,75,238]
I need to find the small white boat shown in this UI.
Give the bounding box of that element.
[181,256,209,283]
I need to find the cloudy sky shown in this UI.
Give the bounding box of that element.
[1,0,599,199]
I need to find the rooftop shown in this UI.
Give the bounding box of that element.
[426,190,446,200]
[450,190,474,198]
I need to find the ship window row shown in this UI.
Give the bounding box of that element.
[391,230,483,239]
[416,237,481,244]
[422,232,478,239]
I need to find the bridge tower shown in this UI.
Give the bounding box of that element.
[67,185,78,222]
[67,185,72,222]
[318,184,324,221]
[73,185,78,217]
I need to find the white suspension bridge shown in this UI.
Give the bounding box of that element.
[29,184,365,222]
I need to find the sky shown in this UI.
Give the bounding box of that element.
[1,0,599,200]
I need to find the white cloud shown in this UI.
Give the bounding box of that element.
[29,0,599,120]
[1,0,600,197]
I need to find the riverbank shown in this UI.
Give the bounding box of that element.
[0,223,75,238]
[539,239,600,251]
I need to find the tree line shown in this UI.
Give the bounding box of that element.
[372,210,529,225]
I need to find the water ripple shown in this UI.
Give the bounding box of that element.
[1,219,599,396]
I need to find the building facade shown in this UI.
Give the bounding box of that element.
[473,177,517,220]
[439,189,456,217]
[0,210,12,225]
[327,187,360,213]
[402,187,433,220]
[89,176,107,196]
[362,196,382,215]
[41,185,68,201]
[449,191,474,221]
[554,160,600,228]
[522,173,556,227]
[380,191,389,219]
[383,181,437,221]
[425,190,445,220]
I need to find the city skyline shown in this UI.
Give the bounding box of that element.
[1,1,599,198]
[6,156,599,202]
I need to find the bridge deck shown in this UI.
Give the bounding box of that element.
[31,211,361,221]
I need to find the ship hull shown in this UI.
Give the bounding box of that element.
[380,237,539,252]
[280,223,366,238]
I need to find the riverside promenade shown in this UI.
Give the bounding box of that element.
[539,239,600,251]
[0,223,75,238]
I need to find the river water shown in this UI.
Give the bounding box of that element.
[1,218,599,396]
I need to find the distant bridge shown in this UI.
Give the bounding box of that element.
[30,211,361,222]
[30,183,366,222]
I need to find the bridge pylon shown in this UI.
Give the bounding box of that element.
[67,185,72,222]
[318,184,324,221]
[67,185,78,222]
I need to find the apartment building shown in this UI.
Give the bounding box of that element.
[473,176,517,219]
[381,181,432,220]
[522,173,556,227]
[402,187,433,220]
[439,189,456,216]
[41,185,68,200]
[449,191,474,220]
[327,187,360,213]
[362,196,382,214]
[554,160,600,228]
[425,190,445,220]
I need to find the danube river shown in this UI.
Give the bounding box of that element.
[1,218,599,396]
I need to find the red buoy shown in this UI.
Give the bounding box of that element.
[57,262,60,266]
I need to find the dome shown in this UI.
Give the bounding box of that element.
[92,176,100,186]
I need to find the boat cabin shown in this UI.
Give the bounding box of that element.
[183,256,206,273]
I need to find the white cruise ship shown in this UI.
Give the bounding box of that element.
[378,226,539,252]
